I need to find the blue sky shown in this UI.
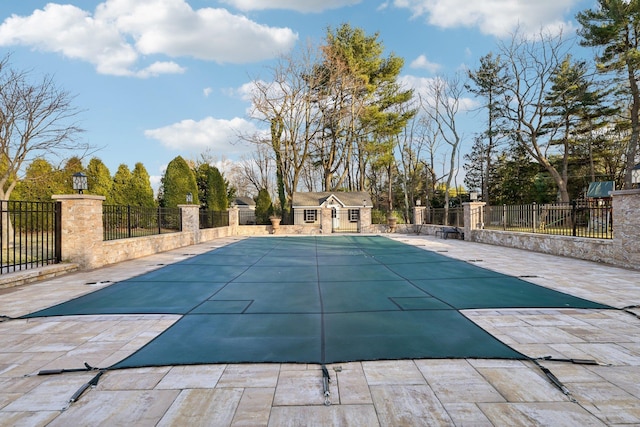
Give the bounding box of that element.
[0,0,595,192]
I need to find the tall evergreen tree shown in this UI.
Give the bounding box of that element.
[160,156,199,208]
[112,164,132,206]
[86,157,113,203]
[541,56,603,199]
[318,23,415,191]
[254,188,274,225]
[196,163,228,211]
[60,156,84,194]
[577,0,640,188]
[130,162,156,207]
[466,53,509,202]
[11,158,62,202]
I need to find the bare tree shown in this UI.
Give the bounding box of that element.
[420,73,467,223]
[237,143,275,196]
[246,42,323,218]
[0,55,87,245]
[0,55,87,200]
[498,30,577,202]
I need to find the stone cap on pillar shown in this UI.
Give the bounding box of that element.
[52,194,106,201]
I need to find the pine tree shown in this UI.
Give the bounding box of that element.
[466,53,509,202]
[577,0,640,188]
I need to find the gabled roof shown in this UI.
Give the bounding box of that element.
[233,197,255,207]
[586,181,614,199]
[292,191,372,208]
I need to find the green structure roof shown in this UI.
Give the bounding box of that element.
[587,181,614,198]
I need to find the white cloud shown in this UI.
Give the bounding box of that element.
[0,0,298,77]
[203,87,213,97]
[144,117,258,157]
[221,0,361,13]
[393,0,579,37]
[410,54,442,73]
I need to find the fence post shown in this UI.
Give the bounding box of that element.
[532,202,537,233]
[321,208,332,234]
[127,205,132,238]
[51,194,106,269]
[502,204,507,230]
[611,188,640,267]
[228,205,239,235]
[178,204,200,244]
[54,202,62,263]
[571,200,577,237]
[359,206,372,233]
[463,202,486,241]
[413,206,426,230]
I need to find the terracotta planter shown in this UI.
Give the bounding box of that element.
[387,216,397,233]
[270,217,281,234]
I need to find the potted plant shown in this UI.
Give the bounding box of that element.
[387,213,398,233]
[269,215,281,234]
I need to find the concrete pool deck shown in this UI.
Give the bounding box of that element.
[1,234,639,426]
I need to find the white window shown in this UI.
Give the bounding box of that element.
[304,209,317,223]
[348,209,359,222]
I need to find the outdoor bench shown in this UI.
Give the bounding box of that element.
[436,226,464,240]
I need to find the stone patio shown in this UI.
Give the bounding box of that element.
[0,235,639,426]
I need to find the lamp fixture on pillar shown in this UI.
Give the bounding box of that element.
[186,192,193,204]
[632,163,640,189]
[72,172,88,194]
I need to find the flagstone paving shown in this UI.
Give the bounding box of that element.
[0,234,639,426]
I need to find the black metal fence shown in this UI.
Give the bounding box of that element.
[199,210,229,229]
[103,205,181,241]
[424,207,464,227]
[238,209,257,225]
[1,200,61,274]
[483,201,612,239]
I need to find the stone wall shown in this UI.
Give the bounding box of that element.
[470,229,616,265]
[101,232,197,267]
[463,189,640,271]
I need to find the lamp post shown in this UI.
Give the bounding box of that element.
[632,163,640,189]
[72,172,88,194]
[186,192,193,204]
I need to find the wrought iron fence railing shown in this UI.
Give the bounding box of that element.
[420,207,464,227]
[103,205,181,241]
[1,200,61,274]
[482,202,612,239]
[199,210,229,229]
[238,209,257,225]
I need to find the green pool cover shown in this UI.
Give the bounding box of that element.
[22,236,611,368]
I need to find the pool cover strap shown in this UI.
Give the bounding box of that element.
[322,365,331,406]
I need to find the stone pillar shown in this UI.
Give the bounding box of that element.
[178,204,200,244]
[52,194,106,269]
[463,202,486,239]
[611,189,640,266]
[358,207,371,233]
[413,206,426,231]
[321,208,333,234]
[228,206,239,235]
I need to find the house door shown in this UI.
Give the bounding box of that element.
[332,208,340,230]
[332,208,359,233]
